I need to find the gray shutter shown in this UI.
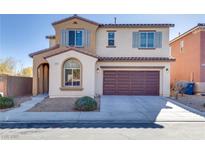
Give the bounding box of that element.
[61,29,66,46]
[84,30,91,47]
[155,32,162,48]
[65,30,69,46]
[132,32,139,48]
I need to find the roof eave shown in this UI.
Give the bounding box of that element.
[52,15,99,26]
[170,24,205,44]
[44,47,98,59]
[97,57,176,62]
[29,44,60,58]
[99,24,175,28]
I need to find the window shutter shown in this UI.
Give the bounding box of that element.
[84,30,91,47]
[132,32,139,48]
[155,32,162,48]
[61,29,66,46]
[65,30,69,46]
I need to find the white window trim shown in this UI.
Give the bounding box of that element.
[67,29,84,47]
[63,59,81,88]
[64,68,81,87]
[108,32,115,46]
[139,31,155,49]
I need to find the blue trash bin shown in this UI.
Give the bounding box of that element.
[184,83,195,95]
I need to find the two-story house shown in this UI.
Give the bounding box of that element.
[29,15,175,98]
[170,24,205,94]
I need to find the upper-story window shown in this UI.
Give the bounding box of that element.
[68,30,83,47]
[61,29,91,48]
[139,32,155,48]
[107,31,115,46]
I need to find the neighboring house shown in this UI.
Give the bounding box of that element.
[29,15,175,98]
[170,24,205,88]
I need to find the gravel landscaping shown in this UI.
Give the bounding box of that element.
[0,96,32,112]
[27,97,100,112]
[170,95,205,112]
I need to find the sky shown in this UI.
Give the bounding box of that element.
[0,14,205,69]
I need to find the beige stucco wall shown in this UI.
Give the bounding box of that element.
[95,62,170,97]
[96,28,170,57]
[32,46,68,96]
[53,18,98,53]
[46,50,97,98]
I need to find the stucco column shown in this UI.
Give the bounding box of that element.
[163,64,171,97]
[32,62,38,96]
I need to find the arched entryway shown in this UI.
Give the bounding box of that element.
[37,63,49,94]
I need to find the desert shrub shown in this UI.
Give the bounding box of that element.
[0,97,14,109]
[75,96,97,111]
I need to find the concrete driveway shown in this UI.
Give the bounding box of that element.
[99,96,205,122]
[0,95,205,122]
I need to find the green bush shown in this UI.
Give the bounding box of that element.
[75,96,97,111]
[0,97,14,109]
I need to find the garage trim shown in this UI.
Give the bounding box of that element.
[100,66,165,69]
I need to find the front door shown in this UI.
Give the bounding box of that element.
[37,63,49,94]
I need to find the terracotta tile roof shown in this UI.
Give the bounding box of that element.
[44,47,98,59]
[170,23,205,44]
[98,57,176,62]
[29,44,60,57]
[52,14,99,26]
[30,45,175,62]
[51,15,174,28]
[99,23,175,28]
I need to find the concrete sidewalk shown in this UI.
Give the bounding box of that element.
[0,96,205,122]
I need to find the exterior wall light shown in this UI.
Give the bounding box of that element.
[96,68,100,73]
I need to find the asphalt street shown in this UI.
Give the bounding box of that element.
[0,122,205,140]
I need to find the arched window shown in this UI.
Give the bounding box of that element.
[63,58,81,87]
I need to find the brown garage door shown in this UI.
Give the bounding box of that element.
[103,71,159,95]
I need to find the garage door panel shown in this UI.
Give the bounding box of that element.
[103,71,159,96]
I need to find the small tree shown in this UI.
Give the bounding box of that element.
[0,57,17,75]
[20,67,33,77]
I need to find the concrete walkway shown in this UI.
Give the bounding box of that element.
[0,96,205,122]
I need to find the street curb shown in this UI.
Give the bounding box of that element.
[1,120,205,124]
[0,120,152,124]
